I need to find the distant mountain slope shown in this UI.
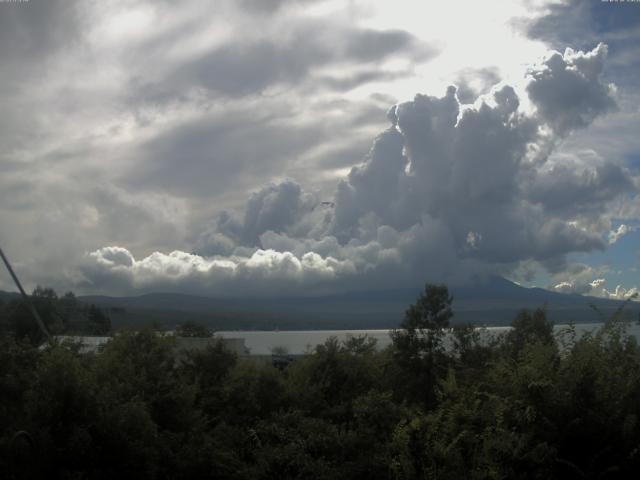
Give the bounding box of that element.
[0,291,21,303]
[66,277,640,328]
[449,276,639,324]
[3,277,638,330]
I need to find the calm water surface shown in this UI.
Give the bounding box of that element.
[218,322,640,355]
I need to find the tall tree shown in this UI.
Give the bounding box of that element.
[390,284,453,407]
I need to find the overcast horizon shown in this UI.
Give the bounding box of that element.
[1,0,639,300]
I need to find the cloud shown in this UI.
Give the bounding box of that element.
[526,43,616,136]
[608,223,636,244]
[237,0,320,15]
[92,246,135,268]
[526,0,640,84]
[343,28,422,63]
[551,281,576,294]
[0,0,81,70]
[554,273,640,303]
[77,44,640,296]
[603,284,639,301]
[0,0,83,154]
[1,1,637,300]
[122,95,390,203]
[549,268,639,302]
[202,179,317,248]
[527,161,636,221]
[82,212,468,296]
[551,277,606,296]
[318,69,410,93]
[454,67,501,104]
[81,246,357,297]
[325,54,617,267]
[134,20,432,102]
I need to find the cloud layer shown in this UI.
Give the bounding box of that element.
[80,44,639,297]
[2,1,638,300]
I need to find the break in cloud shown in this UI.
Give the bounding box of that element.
[82,44,638,297]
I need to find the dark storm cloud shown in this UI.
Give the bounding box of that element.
[328,73,609,266]
[525,43,616,135]
[82,43,637,297]
[129,21,432,105]
[526,0,595,51]
[225,179,314,246]
[528,162,636,218]
[525,0,640,88]
[527,0,640,50]
[330,124,409,240]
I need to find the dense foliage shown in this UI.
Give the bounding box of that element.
[175,320,213,338]
[0,287,111,341]
[2,284,640,479]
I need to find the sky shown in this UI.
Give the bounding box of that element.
[0,0,639,299]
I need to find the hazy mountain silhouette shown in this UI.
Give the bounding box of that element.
[3,276,637,330]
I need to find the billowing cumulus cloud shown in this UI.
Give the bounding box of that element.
[81,44,640,297]
[195,180,318,254]
[81,246,357,297]
[526,43,616,135]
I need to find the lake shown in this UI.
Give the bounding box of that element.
[218,322,640,355]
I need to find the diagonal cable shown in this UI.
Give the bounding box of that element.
[0,248,52,344]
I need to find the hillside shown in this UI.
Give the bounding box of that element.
[0,277,640,330]
[4,277,637,330]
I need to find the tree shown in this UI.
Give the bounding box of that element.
[390,283,453,407]
[31,286,61,332]
[0,298,7,334]
[180,339,238,418]
[58,292,80,330]
[506,307,555,356]
[87,304,111,335]
[401,283,454,333]
[176,320,212,338]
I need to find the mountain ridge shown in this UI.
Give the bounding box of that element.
[2,276,638,330]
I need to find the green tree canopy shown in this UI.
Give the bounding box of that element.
[176,320,213,338]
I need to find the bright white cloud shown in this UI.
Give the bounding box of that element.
[551,275,639,302]
[608,223,636,244]
[603,284,639,301]
[82,246,357,296]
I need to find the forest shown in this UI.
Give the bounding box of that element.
[1,284,640,479]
